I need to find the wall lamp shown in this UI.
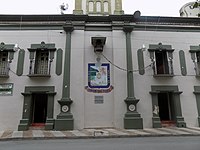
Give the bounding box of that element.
[91,37,106,68]
[91,37,106,53]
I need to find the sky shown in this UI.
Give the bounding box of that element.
[0,0,194,17]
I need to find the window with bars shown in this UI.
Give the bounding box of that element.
[0,52,9,76]
[189,45,200,76]
[34,51,49,75]
[28,42,56,77]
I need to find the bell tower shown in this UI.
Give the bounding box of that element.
[73,0,124,15]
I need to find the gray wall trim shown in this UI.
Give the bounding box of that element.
[179,50,187,76]
[16,49,25,76]
[148,43,174,51]
[190,45,200,52]
[1,14,200,32]
[2,25,200,32]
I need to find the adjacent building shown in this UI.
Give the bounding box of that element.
[0,0,199,131]
[180,0,200,17]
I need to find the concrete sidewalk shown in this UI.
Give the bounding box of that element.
[1,127,200,141]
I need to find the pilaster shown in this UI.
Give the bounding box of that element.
[114,0,124,15]
[193,86,200,127]
[18,93,32,131]
[73,0,83,15]
[54,23,74,130]
[123,25,143,129]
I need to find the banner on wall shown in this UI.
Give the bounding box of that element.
[85,63,113,93]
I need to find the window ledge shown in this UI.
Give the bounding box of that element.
[28,74,51,77]
[153,74,174,77]
[0,75,9,78]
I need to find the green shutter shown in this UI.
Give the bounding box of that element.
[179,50,187,76]
[137,49,145,75]
[16,49,25,76]
[56,48,63,76]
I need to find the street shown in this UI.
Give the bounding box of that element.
[0,136,200,150]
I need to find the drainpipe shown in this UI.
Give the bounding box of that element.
[54,22,74,130]
[123,25,143,129]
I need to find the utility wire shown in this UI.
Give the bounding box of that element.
[101,53,152,72]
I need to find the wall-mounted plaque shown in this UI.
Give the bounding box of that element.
[0,83,13,96]
[94,96,104,104]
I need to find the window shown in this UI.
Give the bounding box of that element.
[189,45,200,76]
[96,1,101,12]
[155,51,170,74]
[28,42,56,77]
[89,1,94,12]
[196,52,200,75]
[0,52,9,76]
[34,51,49,75]
[103,1,109,13]
[0,42,15,77]
[148,43,174,76]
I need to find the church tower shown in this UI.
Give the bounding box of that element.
[73,0,124,15]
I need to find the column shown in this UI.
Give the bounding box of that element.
[194,88,200,127]
[18,93,32,131]
[73,0,83,14]
[173,92,186,127]
[114,0,124,15]
[45,92,56,130]
[123,25,143,129]
[54,23,74,130]
[150,92,162,128]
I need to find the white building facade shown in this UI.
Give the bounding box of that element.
[0,0,199,131]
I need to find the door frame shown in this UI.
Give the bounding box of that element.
[150,85,186,128]
[18,86,56,131]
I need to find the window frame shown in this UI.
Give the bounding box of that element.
[28,42,56,77]
[148,43,174,77]
[189,45,200,76]
[0,42,15,78]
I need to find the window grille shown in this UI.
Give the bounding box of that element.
[28,42,56,77]
[0,52,9,76]
[34,51,49,75]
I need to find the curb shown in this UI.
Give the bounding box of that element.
[1,127,200,141]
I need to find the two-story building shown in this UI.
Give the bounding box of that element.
[0,0,199,131]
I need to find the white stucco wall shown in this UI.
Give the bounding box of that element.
[0,26,199,130]
[131,31,199,127]
[0,30,64,130]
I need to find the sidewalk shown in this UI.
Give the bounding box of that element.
[1,127,200,141]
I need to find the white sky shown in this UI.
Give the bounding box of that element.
[0,0,194,17]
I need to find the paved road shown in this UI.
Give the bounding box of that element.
[0,136,200,150]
